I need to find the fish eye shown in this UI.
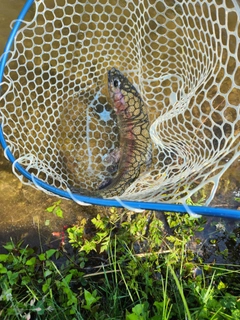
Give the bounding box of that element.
[113,79,120,88]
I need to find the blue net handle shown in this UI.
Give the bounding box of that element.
[0,0,239,219]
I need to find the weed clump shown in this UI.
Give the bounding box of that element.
[0,209,240,319]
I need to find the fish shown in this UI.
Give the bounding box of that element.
[70,67,152,198]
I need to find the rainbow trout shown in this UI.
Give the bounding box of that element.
[70,67,151,198]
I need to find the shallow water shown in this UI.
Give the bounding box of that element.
[0,0,100,251]
[0,0,239,264]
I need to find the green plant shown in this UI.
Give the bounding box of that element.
[0,209,240,319]
[46,200,63,218]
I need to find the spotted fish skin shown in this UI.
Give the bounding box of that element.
[70,67,152,198]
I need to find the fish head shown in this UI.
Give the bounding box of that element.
[108,68,141,114]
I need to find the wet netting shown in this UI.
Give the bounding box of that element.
[0,0,239,216]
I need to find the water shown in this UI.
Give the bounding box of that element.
[0,1,96,251]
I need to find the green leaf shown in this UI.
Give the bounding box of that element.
[232,309,240,319]
[82,289,100,310]
[44,269,52,278]
[3,242,15,251]
[132,304,145,315]
[46,205,55,213]
[7,270,19,285]
[81,240,96,254]
[55,207,63,218]
[42,278,51,293]
[21,275,31,285]
[126,304,148,320]
[46,249,57,259]
[221,293,237,310]
[26,257,36,266]
[126,313,139,320]
[0,263,7,274]
[38,253,46,261]
[217,281,226,290]
[153,301,164,314]
[0,254,9,262]
[46,201,63,218]
[166,235,176,243]
[33,301,45,315]
[63,273,72,285]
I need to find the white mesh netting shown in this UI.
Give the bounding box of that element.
[0,0,239,204]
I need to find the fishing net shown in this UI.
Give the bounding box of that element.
[0,0,239,206]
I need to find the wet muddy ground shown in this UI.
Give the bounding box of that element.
[0,0,239,264]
